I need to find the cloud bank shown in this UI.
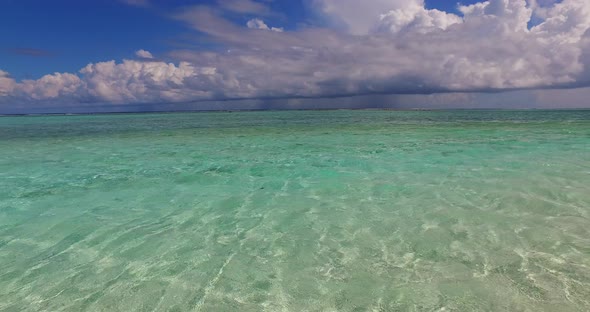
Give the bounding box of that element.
[2,0,590,111]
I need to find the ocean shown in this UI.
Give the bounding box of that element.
[1,110,589,311]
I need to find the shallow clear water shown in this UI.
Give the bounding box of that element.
[1,110,589,311]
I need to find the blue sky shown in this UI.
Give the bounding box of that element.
[0,0,482,80]
[1,0,589,113]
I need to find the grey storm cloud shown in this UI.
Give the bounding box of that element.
[1,0,590,110]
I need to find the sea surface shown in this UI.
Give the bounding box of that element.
[0,110,589,311]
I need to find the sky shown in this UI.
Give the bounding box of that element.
[1,0,590,113]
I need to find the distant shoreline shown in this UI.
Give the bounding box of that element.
[2,107,589,117]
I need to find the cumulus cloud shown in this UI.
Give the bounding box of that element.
[135,49,154,59]
[0,61,221,105]
[312,0,461,34]
[16,73,82,100]
[246,18,284,32]
[153,0,590,96]
[312,0,413,34]
[0,70,16,96]
[2,0,590,110]
[377,5,462,34]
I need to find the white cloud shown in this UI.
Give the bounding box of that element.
[313,0,463,35]
[312,0,419,34]
[2,0,590,111]
[0,70,16,96]
[17,73,82,100]
[459,0,533,31]
[79,60,219,103]
[135,49,154,59]
[1,61,220,105]
[377,3,462,34]
[172,0,590,95]
[246,18,284,32]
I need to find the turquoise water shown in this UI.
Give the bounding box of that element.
[0,110,589,311]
